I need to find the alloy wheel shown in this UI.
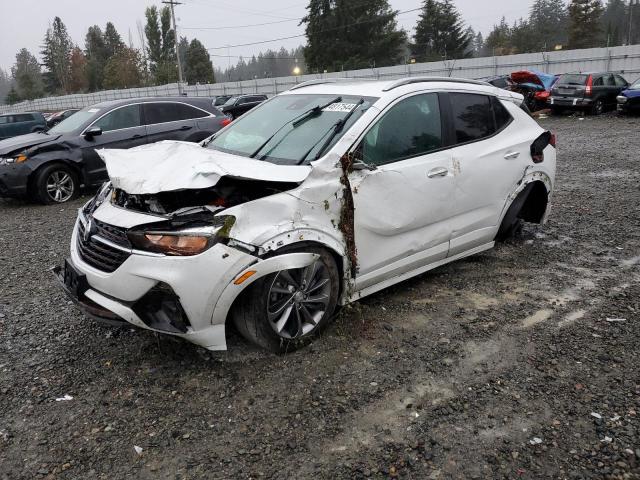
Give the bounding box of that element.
[266,260,332,339]
[46,171,75,203]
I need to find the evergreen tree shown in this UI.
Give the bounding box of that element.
[12,48,44,100]
[302,0,406,72]
[178,36,189,79]
[601,0,627,46]
[185,39,215,84]
[0,68,12,104]
[41,17,73,94]
[6,86,20,105]
[144,6,178,84]
[411,0,471,62]
[568,0,605,48]
[485,17,513,55]
[529,0,570,50]
[510,19,537,53]
[103,22,125,58]
[85,26,107,91]
[103,47,142,89]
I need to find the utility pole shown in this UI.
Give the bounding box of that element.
[162,0,184,94]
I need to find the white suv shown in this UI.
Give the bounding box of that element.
[55,78,556,353]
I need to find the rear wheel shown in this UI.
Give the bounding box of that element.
[591,99,604,116]
[232,247,340,353]
[33,163,79,204]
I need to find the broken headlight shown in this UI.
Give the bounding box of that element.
[0,153,28,165]
[127,216,235,256]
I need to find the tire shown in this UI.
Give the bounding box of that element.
[231,246,340,353]
[33,163,79,205]
[496,186,532,242]
[591,99,604,116]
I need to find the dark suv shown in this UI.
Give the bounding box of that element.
[0,112,47,140]
[548,72,629,115]
[0,97,229,204]
[220,94,268,119]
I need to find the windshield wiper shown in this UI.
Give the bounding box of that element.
[297,98,365,164]
[249,96,342,159]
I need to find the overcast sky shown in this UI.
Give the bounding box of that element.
[0,0,534,73]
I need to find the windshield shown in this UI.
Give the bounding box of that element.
[630,79,640,90]
[206,94,377,165]
[223,97,238,106]
[49,107,100,134]
[558,74,588,86]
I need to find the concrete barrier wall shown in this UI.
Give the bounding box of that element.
[2,44,639,114]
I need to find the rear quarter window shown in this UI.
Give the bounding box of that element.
[12,114,34,122]
[450,93,496,144]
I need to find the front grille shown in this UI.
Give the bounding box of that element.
[76,219,131,273]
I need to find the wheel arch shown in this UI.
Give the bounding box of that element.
[27,159,83,198]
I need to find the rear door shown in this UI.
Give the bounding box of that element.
[603,74,620,106]
[444,93,530,256]
[143,102,212,143]
[81,104,147,184]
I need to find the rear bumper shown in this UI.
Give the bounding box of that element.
[548,97,593,108]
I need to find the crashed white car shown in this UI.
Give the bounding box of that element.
[55,78,556,353]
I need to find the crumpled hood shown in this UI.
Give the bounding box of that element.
[98,140,312,194]
[0,132,62,155]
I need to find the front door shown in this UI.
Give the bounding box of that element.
[349,92,455,291]
[81,104,147,184]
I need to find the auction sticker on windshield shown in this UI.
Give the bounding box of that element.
[322,103,358,112]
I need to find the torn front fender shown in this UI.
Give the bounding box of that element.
[210,252,320,326]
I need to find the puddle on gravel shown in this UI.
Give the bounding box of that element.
[558,309,587,328]
[521,309,553,328]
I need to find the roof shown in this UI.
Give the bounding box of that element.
[86,96,215,110]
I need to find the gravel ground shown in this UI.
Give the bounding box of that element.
[0,114,639,479]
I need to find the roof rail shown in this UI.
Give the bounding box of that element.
[288,78,377,91]
[382,77,491,91]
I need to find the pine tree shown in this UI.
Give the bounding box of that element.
[6,86,20,105]
[411,0,471,62]
[302,0,406,72]
[185,39,215,84]
[41,17,73,94]
[69,47,88,93]
[178,37,189,80]
[601,0,627,46]
[568,0,605,48]
[12,48,44,100]
[103,47,142,89]
[144,6,178,84]
[85,26,107,91]
[485,17,513,55]
[529,0,570,50]
[103,22,125,59]
[0,68,12,104]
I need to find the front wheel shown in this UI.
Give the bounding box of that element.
[232,247,340,353]
[33,163,79,204]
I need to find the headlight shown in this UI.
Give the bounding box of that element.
[617,95,628,103]
[0,153,27,165]
[127,217,235,256]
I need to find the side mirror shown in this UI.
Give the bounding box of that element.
[84,126,102,139]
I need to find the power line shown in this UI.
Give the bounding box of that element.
[206,7,423,51]
[183,18,297,31]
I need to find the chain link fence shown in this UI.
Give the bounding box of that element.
[2,44,640,114]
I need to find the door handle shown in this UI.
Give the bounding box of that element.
[130,134,143,139]
[179,125,192,131]
[504,151,520,160]
[427,167,448,178]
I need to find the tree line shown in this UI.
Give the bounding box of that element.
[1,0,637,105]
[2,5,216,105]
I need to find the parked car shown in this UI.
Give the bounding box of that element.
[510,70,560,111]
[482,75,514,90]
[0,112,47,140]
[0,97,229,204]
[616,77,640,114]
[220,94,268,119]
[213,95,233,106]
[46,109,80,128]
[548,72,629,115]
[54,77,556,353]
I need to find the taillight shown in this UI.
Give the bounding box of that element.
[220,117,232,127]
[530,131,553,163]
[585,75,593,96]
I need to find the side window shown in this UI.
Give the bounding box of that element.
[593,76,604,86]
[0,116,9,124]
[492,97,513,131]
[450,93,495,144]
[174,103,209,120]
[615,75,628,87]
[604,75,616,86]
[93,104,141,132]
[144,103,181,124]
[360,93,442,166]
[12,114,33,123]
